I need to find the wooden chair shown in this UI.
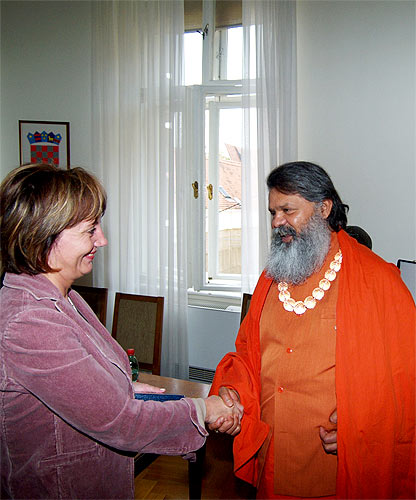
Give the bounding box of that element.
[240,292,252,324]
[111,293,164,375]
[72,285,108,325]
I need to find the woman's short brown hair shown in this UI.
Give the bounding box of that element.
[0,163,107,275]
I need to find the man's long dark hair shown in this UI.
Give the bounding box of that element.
[267,161,349,231]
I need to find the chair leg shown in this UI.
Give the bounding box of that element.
[134,453,159,477]
[188,444,206,499]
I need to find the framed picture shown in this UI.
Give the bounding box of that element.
[19,120,70,168]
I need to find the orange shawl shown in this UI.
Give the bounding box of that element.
[210,230,415,499]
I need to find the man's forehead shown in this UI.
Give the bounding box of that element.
[268,189,311,206]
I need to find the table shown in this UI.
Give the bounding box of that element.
[139,372,210,399]
[136,372,210,499]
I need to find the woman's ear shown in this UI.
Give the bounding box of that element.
[321,199,333,220]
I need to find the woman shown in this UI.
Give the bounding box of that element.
[0,163,242,499]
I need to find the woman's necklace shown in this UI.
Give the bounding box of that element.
[278,250,342,315]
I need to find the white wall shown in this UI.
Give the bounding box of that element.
[0,1,93,178]
[297,0,416,264]
[2,1,414,263]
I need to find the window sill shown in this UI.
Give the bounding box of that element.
[187,288,242,310]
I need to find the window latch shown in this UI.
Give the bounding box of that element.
[207,184,213,200]
[192,181,199,199]
[198,24,209,40]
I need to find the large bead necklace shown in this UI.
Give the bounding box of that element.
[277,250,342,315]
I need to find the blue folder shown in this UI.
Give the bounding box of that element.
[134,393,184,401]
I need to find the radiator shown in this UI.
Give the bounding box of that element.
[188,366,215,383]
[187,305,240,382]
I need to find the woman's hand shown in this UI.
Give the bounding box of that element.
[206,387,243,436]
[133,381,166,394]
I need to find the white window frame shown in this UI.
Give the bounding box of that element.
[206,94,243,285]
[189,85,243,293]
[187,0,245,293]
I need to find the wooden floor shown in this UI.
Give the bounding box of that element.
[134,432,256,500]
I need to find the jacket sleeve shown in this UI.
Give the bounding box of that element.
[3,306,207,455]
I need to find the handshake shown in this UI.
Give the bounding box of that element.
[204,387,243,436]
[133,381,243,436]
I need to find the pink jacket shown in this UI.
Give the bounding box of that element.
[0,273,207,499]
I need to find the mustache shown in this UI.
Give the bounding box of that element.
[272,225,297,238]
[266,212,331,285]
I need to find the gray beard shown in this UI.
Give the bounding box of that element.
[265,211,332,285]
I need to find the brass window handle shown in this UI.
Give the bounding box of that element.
[207,184,213,200]
[192,181,199,199]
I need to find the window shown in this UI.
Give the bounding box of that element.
[184,1,242,85]
[205,93,243,286]
[184,32,202,86]
[212,25,243,81]
[184,0,250,292]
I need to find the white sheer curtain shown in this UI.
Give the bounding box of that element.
[91,0,189,379]
[241,0,297,292]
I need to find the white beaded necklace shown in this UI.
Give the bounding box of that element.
[277,250,342,315]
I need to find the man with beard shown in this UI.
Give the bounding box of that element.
[208,162,415,499]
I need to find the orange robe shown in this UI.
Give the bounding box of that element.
[210,230,415,499]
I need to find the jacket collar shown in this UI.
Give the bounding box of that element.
[3,272,63,301]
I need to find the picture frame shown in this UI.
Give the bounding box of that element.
[19,120,70,168]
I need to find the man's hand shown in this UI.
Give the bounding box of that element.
[319,408,337,455]
[204,395,243,435]
[207,386,243,436]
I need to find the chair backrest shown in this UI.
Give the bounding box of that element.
[72,285,108,325]
[240,293,252,324]
[346,225,372,249]
[397,259,416,301]
[112,293,164,375]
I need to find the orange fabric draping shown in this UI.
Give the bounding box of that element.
[256,438,337,500]
[210,230,415,499]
